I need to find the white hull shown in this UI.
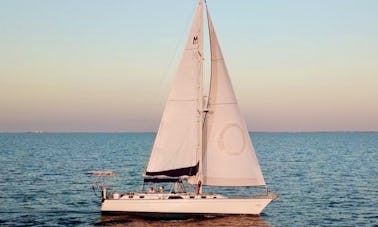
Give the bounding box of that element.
[101,193,272,216]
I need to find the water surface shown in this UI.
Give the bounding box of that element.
[0,132,377,226]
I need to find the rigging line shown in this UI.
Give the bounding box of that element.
[167,99,198,102]
[208,102,238,105]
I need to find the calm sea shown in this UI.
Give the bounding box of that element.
[0,132,377,226]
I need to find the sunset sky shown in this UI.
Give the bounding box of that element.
[1,0,377,132]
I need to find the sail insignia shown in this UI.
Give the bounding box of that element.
[193,35,199,44]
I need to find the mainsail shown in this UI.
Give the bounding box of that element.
[145,0,204,178]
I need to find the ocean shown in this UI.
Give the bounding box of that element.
[0,132,377,226]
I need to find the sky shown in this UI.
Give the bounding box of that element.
[0,0,377,132]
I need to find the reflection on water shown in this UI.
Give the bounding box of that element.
[98,214,272,226]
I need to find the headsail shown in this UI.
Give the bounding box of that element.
[145,0,204,178]
[201,7,266,186]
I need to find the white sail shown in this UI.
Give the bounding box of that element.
[145,0,204,177]
[202,8,266,186]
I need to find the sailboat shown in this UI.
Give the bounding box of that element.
[97,0,276,216]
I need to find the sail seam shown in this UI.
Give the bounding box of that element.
[211,58,224,61]
[208,102,237,105]
[185,47,200,50]
[167,99,197,102]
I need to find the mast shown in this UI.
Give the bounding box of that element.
[196,0,205,185]
[188,0,205,187]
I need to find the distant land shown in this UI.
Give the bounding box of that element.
[1,130,377,134]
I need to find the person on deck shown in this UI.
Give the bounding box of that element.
[148,187,156,193]
[171,180,186,193]
[196,181,202,194]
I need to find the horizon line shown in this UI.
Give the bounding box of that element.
[1,130,377,134]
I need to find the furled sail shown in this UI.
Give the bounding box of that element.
[202,8,266,186]
[145,1,204,178]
